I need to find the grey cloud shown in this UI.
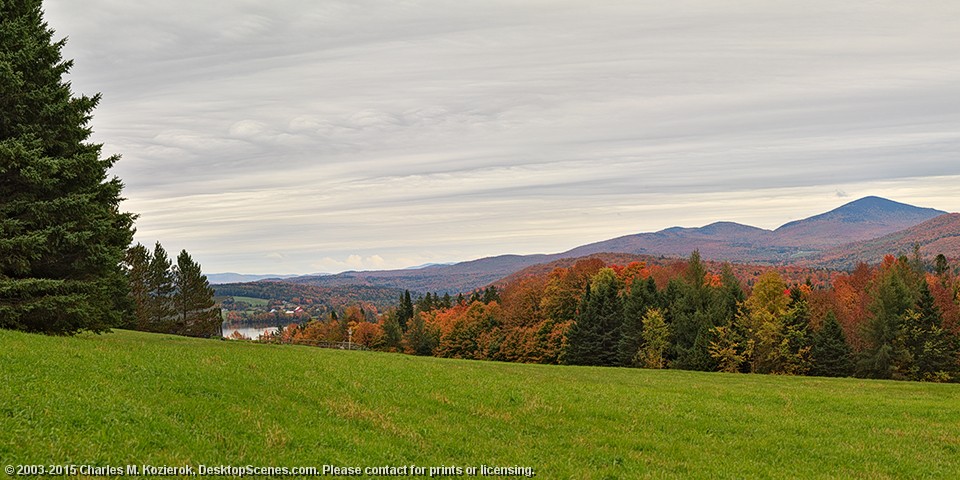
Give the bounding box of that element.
[40,0,960,273]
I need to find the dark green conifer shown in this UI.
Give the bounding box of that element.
[810,312,854,377]
[618,276,659,366]
[563,268,623,366]
[0,0,136,334]
[174,249,220,337]
[145,242,175,332]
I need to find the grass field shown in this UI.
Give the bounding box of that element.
[2,329,959,479]
[230,295,270,307]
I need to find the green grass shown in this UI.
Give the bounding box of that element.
[2,329,959,479]
[230,295,269,307]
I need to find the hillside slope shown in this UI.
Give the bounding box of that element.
[802,213,960,269]
[289,254,553,294]
[230,196,950,294]
[769,196,946,248]
[2,329,959,478]
[559,222,782,263]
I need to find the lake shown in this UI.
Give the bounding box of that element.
[221,325,279,340]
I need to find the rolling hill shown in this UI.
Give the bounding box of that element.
[768,196,947,248]
[801,213,960,270]
[560,196,945,263]
[3,328,959,478]
[275,196,949,294]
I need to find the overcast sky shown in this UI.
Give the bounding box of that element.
[42,0,960,274]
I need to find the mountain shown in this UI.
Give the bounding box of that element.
[768,196,946,248]
[559,221,783,264]
[288,254,553,294]
[207,273,304,284]
[556,196,945,264]
[801,213,960,270]
[224,196,952,295]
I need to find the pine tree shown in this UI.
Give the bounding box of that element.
[618,276,659,366]
[934,254,949,277]
[668,251,720,371]
[441,292,452,309]
[782,286,813,375]
[858,259,915,379]
[397,290,414,330]
[380,310,403,352]
[563,268,623,366]
[901,282,959,381]
[123,244,151,330]
[145,242,176,332]
[174,249,220,337]
[810,312,854,377]
[0,1,136,334]
[403,312,438,356]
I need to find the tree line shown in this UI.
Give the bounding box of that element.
[266,251,960,382]
[1,2,219,338]
[123,242,220,337]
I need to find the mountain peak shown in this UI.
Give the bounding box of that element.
[832,196,940,215]
[771,196,946,248]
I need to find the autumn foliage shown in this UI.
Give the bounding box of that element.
[246,251,960,383]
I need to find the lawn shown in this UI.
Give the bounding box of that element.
[229,296,270,307]
[1,328,958,479]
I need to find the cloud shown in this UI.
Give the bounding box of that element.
[41,0,960,274]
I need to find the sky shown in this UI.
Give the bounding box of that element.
[42,0,960,274]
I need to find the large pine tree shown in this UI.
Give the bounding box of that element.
[0,1,135,334]
[563,268,623,366]
[146,242,176,332]
[174,249,220,337]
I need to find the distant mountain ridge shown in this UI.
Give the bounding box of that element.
[226,196,952,294]
[768,196,947,248]
[207,273,304,285]
[562,196,946,263]
[801,213,960,270]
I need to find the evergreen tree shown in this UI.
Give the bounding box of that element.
[0,1,136,334]
[123,244,151,330]
[717,264,745,319]
[174,249,220,337]
[618,276,659,366]
[403,312,438,356]
[563,268,623,366]
[441,292,453,309]
[858,260,915,379]
[145,242,176,332]
[482,285,500,303]
[901,282,959,381]
[810,312,854,377]
[934,254,949,277]
[668,252,719,371]
[397,290,414,330]
[782,286,813,375]
[380,310,403,352]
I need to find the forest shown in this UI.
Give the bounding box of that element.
[259,250,960,382]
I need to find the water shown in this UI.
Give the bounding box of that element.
[222,325,279,340]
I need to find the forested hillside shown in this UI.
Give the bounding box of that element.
[265,251,960,382]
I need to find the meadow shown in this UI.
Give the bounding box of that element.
[1,328,958,479]
[230,296,270,307]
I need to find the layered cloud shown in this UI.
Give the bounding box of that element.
[42,0,960,273]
